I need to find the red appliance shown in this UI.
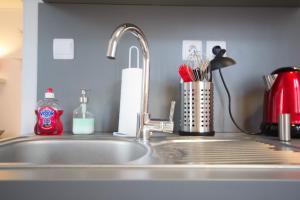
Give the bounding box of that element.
[261,67,300,137]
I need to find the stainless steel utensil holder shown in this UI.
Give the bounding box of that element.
[180,81,215,136]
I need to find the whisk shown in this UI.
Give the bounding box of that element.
[186,50,211,82]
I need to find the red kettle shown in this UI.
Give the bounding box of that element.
[261,66,300,137]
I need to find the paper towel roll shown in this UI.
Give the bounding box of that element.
[118,67,143,136]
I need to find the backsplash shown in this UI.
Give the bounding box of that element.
[38,4,300,132]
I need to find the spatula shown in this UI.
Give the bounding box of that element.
[179,64,194,82]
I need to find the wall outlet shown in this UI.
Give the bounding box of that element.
[182,40,202,60]
[206,41,227,60]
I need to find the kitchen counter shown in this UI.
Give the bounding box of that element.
[1,133,300,200]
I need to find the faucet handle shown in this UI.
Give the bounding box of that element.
[169,101,176,122]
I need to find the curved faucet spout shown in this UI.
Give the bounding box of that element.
[106,23,150,138]
[107,24,149,60]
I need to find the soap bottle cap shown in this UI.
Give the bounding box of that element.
[80,89,88,103]
[45,88,55,99]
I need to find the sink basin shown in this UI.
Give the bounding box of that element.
[1,134,300,168]
[0,137,148,165]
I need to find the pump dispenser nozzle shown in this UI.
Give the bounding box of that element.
[80,89,88,104]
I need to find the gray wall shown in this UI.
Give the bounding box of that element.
[38,4,300,133]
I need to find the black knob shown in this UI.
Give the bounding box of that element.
[212,45,222,56]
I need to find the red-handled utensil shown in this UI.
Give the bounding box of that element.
[179,64,194,82]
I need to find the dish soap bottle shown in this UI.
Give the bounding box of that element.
[35,88,64,135]
[72,89,95,134]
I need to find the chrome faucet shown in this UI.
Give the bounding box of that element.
[107,23,175,141]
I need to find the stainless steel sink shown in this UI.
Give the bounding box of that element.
[1,133,300,168]
[0,136,148,165]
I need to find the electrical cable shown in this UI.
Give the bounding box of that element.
[218,68,261,135]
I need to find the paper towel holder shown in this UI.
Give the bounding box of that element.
[116,45,143,137]
[129,46,140,69]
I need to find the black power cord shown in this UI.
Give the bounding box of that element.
[218,68,261,135]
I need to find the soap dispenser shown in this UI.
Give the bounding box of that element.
[72,89,95,135]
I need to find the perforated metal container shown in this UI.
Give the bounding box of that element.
[180,81,214,136]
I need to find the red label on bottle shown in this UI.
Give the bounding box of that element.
[38,106,56,130]
[35,106,63,135]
